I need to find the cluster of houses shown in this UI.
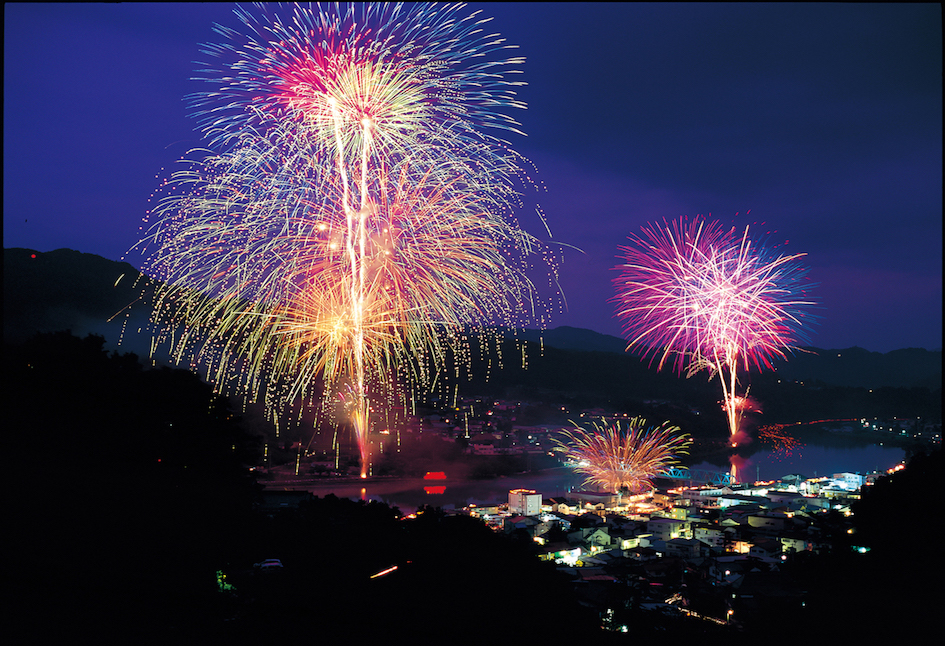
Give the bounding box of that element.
[463,474,875,631]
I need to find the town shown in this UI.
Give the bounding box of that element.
[258,436,937,637]
[255,389,940,636]
[463,470,885,632]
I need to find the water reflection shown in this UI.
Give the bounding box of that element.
[704,443,905,484]
[728,454,749,484]
[289,444,905,512]
[297,467,586,512]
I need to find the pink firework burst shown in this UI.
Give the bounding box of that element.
[612,216,816,443]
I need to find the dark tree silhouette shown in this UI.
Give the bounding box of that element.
[5,331,262,642]
[784,449,943,640]
[6,333,604,642]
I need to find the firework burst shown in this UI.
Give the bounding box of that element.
[612,217,816,446]
[554,418,692,494]
[133,3,557,477]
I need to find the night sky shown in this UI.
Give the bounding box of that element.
[4,3,942,353]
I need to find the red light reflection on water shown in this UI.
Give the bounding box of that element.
[729,454,750,483]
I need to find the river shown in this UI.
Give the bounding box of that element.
[278,442,906,512]
[691,442,906,483]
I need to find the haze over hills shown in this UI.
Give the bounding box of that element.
[3,247,159,358]
[512,326,942,391]
[5,247,942,393]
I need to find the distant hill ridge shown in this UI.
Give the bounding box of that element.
[4,248,149,344]
[508,326,942,390]
[5,247,941,391]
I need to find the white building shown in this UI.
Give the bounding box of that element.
[646,517,690,541]
[830,472,865,491]
[693,522,726,549]
[509,489,542,516]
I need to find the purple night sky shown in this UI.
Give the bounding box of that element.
[4,3,942,353]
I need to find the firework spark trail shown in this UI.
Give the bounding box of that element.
[134,3,558,478]
[613,217,816,450]
[554,418,692,494]
[758,424,803,460]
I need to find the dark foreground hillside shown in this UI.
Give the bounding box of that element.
[3,332,602,642]
[5,331,940,642]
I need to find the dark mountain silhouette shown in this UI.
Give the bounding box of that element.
[5,247,941,395]
[765,346,942,390]
[3,247,158,356]
[510,326,941,391]
[513,325,628,354]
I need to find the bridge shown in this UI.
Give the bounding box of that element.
[660,467,734,486]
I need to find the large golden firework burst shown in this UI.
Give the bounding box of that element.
[555,418,692,494]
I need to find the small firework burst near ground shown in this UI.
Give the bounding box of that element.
[133,3,558,477]
[612,216,817,451]
[554,418,692,494]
